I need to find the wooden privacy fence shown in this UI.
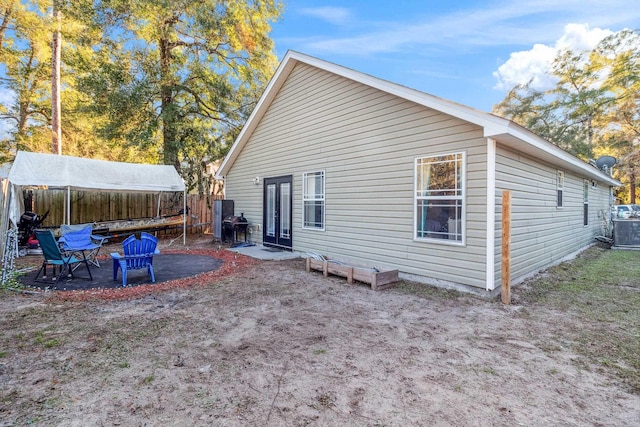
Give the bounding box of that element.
[29,190,222,236]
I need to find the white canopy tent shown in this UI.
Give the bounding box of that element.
[0,163,10,179]
[1,151,186,251]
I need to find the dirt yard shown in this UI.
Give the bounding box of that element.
[1,238,639,426]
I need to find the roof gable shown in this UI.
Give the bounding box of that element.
[217,51,619,186]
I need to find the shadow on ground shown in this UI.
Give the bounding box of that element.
[20,254,223,291]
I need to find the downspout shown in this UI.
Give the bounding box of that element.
[183,188,186,245]
[486,138,496,291]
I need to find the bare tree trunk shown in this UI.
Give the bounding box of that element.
[0,6,12,47]
[631,170,637,204]
[160,36,179,170]
[51,1,62,155]
[17,51,36,136]
[586,115,594,159]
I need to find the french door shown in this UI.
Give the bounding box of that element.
[263,176,293,249]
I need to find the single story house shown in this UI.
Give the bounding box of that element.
[216,51,620,294]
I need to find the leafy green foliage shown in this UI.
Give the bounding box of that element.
[0,0,282,193]
[75,0,282,190]
[0,0,52,156]
[592,30,640,201]
[494,29,640,201]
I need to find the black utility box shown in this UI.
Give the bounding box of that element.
[613,219,640,247]
[212,200,234,241]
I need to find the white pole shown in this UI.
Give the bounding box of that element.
[66,186,70,225]
[183,189,186,245]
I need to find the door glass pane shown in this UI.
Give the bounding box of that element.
[266,184,276,237]
[280,183,291,238]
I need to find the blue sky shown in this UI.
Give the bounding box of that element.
[1,1,638,140]
[269,0,640,112]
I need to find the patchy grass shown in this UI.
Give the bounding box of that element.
[142,375,155,385]
[34,330,61,349]
[1,248,638,425]
[517,246,640,393]
[0,271,25,291]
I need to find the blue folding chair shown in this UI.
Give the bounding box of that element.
[60,224,108,267]
[110,232,158,287]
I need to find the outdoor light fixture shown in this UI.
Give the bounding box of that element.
[252,176,260,185]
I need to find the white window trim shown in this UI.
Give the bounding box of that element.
[302,170,325,231]
[583,179,589,227]
[413,151,466,246]
[486,138,496,291]
[557,170,564,208]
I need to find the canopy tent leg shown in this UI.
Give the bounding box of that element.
[153,192,162,240]
[183,189,186,245]
[66,186,71,225]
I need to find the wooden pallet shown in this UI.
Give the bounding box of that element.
[306,257,398,291]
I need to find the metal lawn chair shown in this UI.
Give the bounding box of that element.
[33,230,93,284]
[110,232,158,287]
[59,223,108,267]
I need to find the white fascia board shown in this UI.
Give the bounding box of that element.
[488,122,621,187]
[293,52,621,187]
[216,50,508,179]
[216,51,299,179]
[217,50,621,189]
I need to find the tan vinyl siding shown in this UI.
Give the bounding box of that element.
[494,145,611,287]
[226,63,489,289]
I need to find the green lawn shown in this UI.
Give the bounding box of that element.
[517,247,640,393]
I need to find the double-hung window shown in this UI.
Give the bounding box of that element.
[303,171,325,230]
[415,152,464,243]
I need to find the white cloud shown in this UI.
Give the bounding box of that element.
[493,43,558,90]
[493,23,613,91]
[299,7,351,25]
[555,23,613,50]
[294,0,639,56]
